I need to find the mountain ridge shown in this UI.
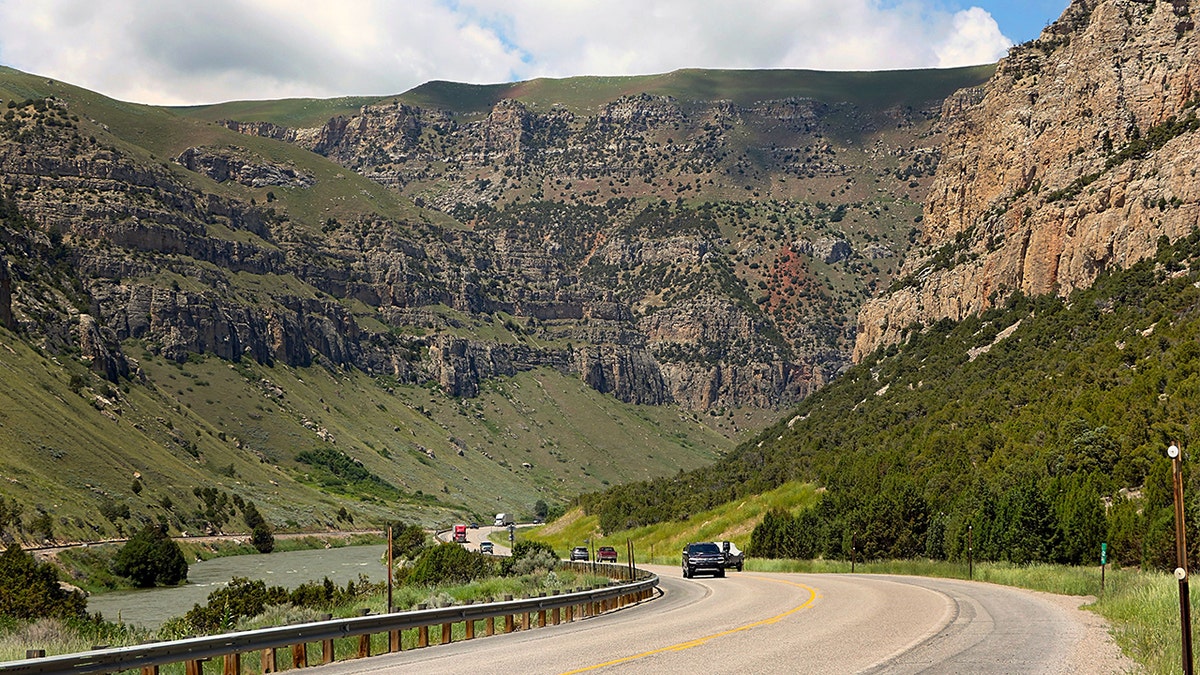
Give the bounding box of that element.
[0,63,986,542]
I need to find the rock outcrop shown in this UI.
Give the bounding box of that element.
[0,257,12,330]
[0,66,989,411]
[856,0,1200,359]
[175,147,314,188]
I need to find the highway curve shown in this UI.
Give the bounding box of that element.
[308,566,1130,674]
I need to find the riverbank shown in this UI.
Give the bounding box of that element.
[86,544,390,629]
[48,531,386,595]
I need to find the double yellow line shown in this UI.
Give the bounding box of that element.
[561,576,820,674]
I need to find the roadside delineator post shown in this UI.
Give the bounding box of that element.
[1170,443,1194,675]
[1100,542,1107,594]
[968,525,974,580]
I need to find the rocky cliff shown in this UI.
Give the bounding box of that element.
[855,0,1200,359]
[0,67,989,417]
[187,73,985,411]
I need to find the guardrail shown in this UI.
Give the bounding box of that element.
[0,563,657,674]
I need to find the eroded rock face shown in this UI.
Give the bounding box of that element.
[855,0,1200,360]
[0,257,12,330]
[0,65,983,410]
[175,147,315,189]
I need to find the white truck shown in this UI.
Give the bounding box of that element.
[715,541,744,571]
[494,513,512,527]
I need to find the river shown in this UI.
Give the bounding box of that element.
[86,545,388,629]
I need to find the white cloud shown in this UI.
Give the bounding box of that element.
[934,7,1014,68]
[0,0,1012,105]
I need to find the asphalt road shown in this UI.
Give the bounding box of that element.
[307,565,1114,674]
[437,524,514,555]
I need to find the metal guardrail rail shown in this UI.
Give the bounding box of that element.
[0,563,657,674]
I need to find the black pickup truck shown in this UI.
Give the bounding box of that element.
[682,542,725,578]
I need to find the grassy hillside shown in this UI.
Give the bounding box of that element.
[175,66,995,121]
[0,326,733,543]
[524,481,818,563]
[0,66,442,232]
[579,231,1200,570]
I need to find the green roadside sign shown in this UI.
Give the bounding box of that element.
[1101,542,1107,565]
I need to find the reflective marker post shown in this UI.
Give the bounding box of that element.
[1170,443,1194,675]
[967,525,973,581]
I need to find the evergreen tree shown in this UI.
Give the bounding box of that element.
[112,523,188,586]
[0,543,86,619]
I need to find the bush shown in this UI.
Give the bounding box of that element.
[181,577,288,634]
[0,544,86,620]
[112,524,187,587]
[388,522,429,560]
[250,523,274,554]
[509,550,558,576]
[405,544,494,586]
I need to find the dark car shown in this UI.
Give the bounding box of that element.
[570,546,590,561]
[682,542,725,578]
[596,546,618,562]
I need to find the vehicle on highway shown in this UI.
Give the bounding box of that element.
[596,546,618,562]
[453,524,468,543]
[716,541,744,571]
[570,546,590,561]
[480,541,494,554]
[682,541,725,578]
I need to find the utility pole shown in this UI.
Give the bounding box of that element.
[386,526,394,613]
[851,531,856,573]
[1170,443,1194,675]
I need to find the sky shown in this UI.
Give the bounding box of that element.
[0,1,1070,106]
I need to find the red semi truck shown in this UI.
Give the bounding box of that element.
[453,524,468,543]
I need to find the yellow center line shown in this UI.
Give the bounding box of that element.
[560,575,821,674]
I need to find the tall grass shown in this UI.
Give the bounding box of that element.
[0,564,611,666]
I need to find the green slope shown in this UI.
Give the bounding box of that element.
[0,330,732,543]
[173,66,995,122]
[580,231,1200,570]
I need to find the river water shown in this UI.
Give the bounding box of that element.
[86,545,388,629]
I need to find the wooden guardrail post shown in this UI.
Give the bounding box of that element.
[358,608,372,657]
[141,667,158,675]
[441,621,452,645]
[291,642,307,668]
[322,638,335,664]
[486,615,496,636]
[185,658,205,675]
[358,632,371,658]
[261,646,277,673]
[537,593,547,627]
[417,603,429,647]
[223,652,240,674]
[389,628,402,653]
[417,624,429,648]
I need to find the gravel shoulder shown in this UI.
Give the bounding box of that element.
[1032,589,1139,674]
